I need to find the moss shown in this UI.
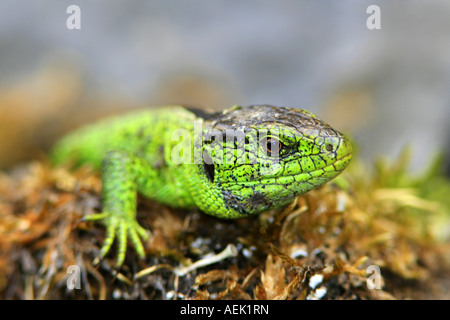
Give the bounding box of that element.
[0,148,449,299]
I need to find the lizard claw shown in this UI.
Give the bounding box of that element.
[85,212,150,267]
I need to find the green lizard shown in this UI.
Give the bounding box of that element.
[51,105,352,266]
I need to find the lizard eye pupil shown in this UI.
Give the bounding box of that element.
[264,137,282,156]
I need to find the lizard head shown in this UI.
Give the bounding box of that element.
[199,105,352,218]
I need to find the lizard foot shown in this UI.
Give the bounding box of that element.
[83,212,150,267]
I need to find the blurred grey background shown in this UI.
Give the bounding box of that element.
[0,0,449,173]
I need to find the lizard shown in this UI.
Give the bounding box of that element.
[50,104,352,266]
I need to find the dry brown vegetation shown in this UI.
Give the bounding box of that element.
[1,149,449,300]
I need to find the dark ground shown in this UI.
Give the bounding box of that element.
[1,150,449,300]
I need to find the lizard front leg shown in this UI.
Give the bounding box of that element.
[84,150,149,266]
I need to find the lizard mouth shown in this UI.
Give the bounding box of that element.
[223,152,352,187]
[330,152,352,171]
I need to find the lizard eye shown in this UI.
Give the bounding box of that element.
[261,137,283,156]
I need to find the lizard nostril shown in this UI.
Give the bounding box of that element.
[325,143,333,152]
